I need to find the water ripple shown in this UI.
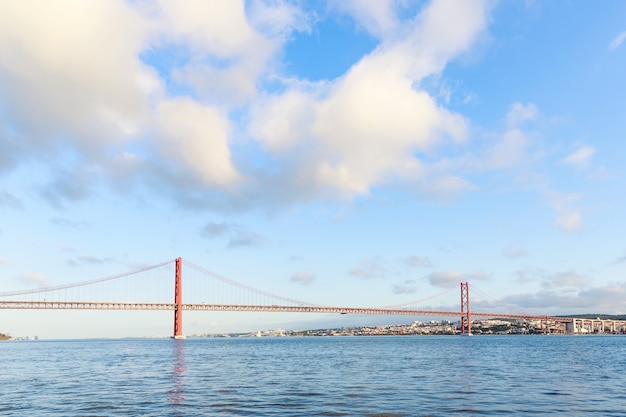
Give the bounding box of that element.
[1,336,626,416]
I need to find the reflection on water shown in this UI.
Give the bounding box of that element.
[168,340,186,411]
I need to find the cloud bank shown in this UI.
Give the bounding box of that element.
[0,0,491,212]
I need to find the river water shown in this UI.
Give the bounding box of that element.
[1,335,625,416]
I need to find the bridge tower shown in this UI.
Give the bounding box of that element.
[173,257,185,339]
[460,282,471,335]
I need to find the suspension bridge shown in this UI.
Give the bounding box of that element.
[1,257,624,338]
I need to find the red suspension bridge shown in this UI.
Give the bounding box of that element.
[1,257,623,337]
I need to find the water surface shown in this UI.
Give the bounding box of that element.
[1,336,625,416]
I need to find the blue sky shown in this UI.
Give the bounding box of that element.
[1,0,626,338]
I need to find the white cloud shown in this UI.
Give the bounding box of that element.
[427,270,464,288]
[67,255,115,267]
[609,31,626,51]
[393,280,417,294]
[0,258,10,265]
[330,0,401,39]
[349,258,387,279]
[157,0,265,56]
[462,102,539,173]
[156,98,241,186]
[405,256,433,268]
[0,1,156,147]
[426,270,490,288]
[502,283,626,313]
[542,270,588,288]
[249,90,318,153]
[290,270,316,286]
[480,128,530,170]
[555,210,583,233]
[202,222,231,239]
[248,0,310,39]
[563,145,595,169]
[414,173,476,202]
[0,0,290,206]
[156,0,284,107]
[545,191,584,233]
[39,170,97,208]
[311,66,466,195]
[18,273,49,288]
[201,221,268,249]
[416,0,489,69]
[506,102,539,128]
[515,268,589,289]
[227,230,268,248]
[0,0,493,210]
[514,268,542,284]
[251,0,489,199]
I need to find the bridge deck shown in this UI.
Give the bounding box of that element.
[0,301,573,322]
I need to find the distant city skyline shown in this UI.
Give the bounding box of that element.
[1,1,626,338]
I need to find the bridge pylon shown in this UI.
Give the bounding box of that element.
[460,282,471,335]
[173,257,185,339]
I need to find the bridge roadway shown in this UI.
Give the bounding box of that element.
[0,301,572,322]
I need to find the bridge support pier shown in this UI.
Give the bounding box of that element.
[566,319,576,334]
[173,257,185,340]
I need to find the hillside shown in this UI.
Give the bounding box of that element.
[559,314,626,320]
